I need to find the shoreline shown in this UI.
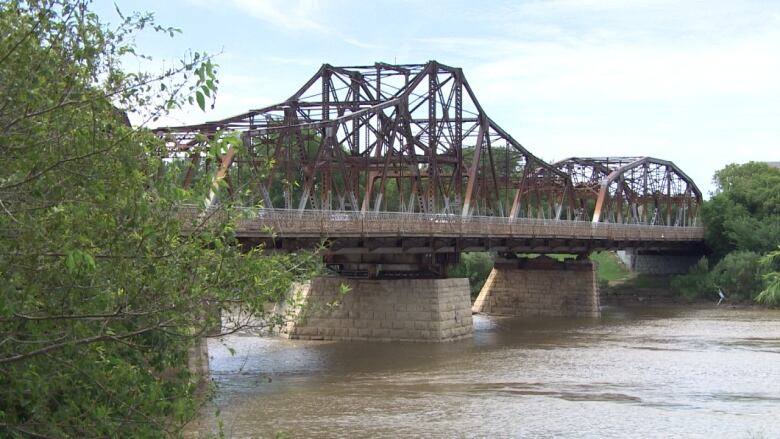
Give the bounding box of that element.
[600,287,775,309]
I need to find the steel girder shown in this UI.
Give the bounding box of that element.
[553,157,702,226]
[158,61,575,220]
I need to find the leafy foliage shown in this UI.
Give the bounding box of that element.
[670,258,717,301]
[756,249,780,306]
[673,162,780,304]
[0,1,319,437]
[449,252,494,298]
[702,162,780,261]
[709,251,762,302]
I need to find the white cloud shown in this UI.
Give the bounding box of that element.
[417,26,780,105]
[225,0,381,49]
[230,0,330,33]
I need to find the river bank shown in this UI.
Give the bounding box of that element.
[600,273,689,305]
[600,273,776,310]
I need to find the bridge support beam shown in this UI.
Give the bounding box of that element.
[472,257,600,318]
[281,277,473,342]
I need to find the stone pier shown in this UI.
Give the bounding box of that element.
[472,257,600,318]
[281,277,473,342]
[186,337,210,386]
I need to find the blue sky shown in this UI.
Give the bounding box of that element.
[95,0,780,195]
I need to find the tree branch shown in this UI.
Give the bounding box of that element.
[0,318,173,364]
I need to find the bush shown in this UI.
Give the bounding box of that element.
[756,249,780,306]
[710,251,762,301]
[671,257,717,301]
[671,252,765,303]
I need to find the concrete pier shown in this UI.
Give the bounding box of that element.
[472,257,600,318]
[282,277,473,342]
[616,249,701,274]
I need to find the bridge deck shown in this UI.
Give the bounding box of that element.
[181,207,704,243]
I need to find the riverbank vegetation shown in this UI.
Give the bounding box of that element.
[672,163,780,305]
[451,251,633,299]
[590,251,631,286]
[0,2,319,437]
[449,252,494,298]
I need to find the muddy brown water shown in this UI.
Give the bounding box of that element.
[190,305,780,438]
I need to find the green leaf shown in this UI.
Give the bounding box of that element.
[65,251,77,273]
[195,90,205,111]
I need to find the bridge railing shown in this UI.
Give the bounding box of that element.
[177,206,704,242]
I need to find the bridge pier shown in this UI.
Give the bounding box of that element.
[472,256,600,318]
[281,277,473,342]
[186,337,210,385]
[616,249,702,274]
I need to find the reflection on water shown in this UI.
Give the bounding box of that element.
[191,306,780,438]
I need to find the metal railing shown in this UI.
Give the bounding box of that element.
[178,206,705,242]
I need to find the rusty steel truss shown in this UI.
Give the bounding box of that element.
[158,61,701,227]
[553,157,701,226]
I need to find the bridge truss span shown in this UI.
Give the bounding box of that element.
[161,61,576,220]
[159,61,703,232]
[553,157,702,226]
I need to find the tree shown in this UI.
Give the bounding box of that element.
[701,162,780,261]
[0,2,318,436]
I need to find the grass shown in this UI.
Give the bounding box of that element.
[520,251,633,285]
[509,251,679,297]
[590,251,631,283]
[590,251,675,299]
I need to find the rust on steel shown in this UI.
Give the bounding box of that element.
[552,157,702,226]
[159,61,573,220]
[157,61,702,229]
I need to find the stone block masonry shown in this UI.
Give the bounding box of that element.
[282,277,473,342]
[472,257,600,318]
[186,337,210,386]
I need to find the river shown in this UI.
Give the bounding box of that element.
[189,305,780,438]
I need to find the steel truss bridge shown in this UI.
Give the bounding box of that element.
[161,61,704,276]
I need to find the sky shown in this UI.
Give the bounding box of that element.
[94,0,780,196]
